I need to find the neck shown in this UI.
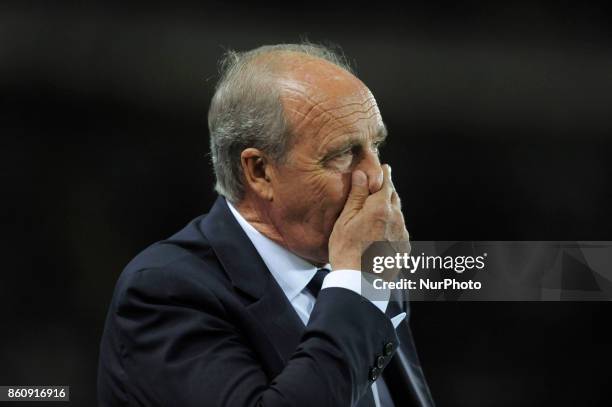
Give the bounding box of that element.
[232,196,327,268]
[233,196,286,248]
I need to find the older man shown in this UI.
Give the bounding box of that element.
[98,43,434,407]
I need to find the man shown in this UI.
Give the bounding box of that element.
[98,43,434,406]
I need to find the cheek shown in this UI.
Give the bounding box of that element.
[316,171,352,221]
[305,171,347,203]
[331,172,352,206]
[277,169,351,232]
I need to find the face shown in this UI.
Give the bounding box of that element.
[266,57,386,265]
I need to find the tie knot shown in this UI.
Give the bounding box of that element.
[306,268,330,298]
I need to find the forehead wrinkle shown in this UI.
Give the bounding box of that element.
[285,105,333,146]
[325,110,382,138]
[283,93,329,123]
[312,99,377,121]
[279,77,374,125]
[293,96,379,140]
[300,91,376,121]
[325,102,378,122]
[280,85,333,136]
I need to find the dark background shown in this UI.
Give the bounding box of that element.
[1,1,611,406]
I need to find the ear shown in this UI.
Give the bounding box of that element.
[240,148,274,201]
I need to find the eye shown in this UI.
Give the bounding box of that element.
[326,148,355,170]
[372,140,385,154]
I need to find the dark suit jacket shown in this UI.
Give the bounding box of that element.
[98,197,434,406]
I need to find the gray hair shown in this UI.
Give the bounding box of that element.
[207,43,354,203]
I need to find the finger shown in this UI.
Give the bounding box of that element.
[369,166,384,194]
[391,189,401,209]
[379,164,393,201]
[343,170,370,212]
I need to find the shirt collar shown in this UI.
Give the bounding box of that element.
[226,199,330,302]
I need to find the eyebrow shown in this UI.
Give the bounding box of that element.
[376,124,388,143]
[321,124,388,162]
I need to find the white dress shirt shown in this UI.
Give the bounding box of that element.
[227,200,406,407]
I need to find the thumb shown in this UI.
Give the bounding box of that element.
[344,170,369,212]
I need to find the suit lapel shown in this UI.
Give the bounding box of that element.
[200,197,305,373]
[248,280,306,365]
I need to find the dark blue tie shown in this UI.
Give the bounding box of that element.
[306,268,330,298]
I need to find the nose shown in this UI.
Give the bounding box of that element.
[356,149,383,194]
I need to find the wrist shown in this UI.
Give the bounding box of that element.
[330,258,361,271]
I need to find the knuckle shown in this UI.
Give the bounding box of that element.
[375,203,391,218]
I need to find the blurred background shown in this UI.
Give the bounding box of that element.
[1,1,611,405]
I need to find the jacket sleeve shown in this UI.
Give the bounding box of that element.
[111,267,399,407]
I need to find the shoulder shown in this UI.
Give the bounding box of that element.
[111,214,232,312]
